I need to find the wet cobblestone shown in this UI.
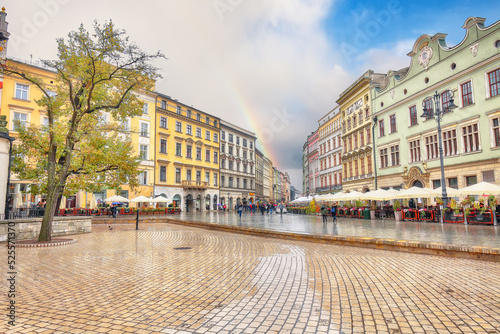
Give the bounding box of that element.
[180,211,500,248]
[1,222,499,333]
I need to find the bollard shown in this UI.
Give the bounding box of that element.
[136,209,139,230]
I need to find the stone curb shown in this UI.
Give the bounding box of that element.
[13,239,77,248]
[91,216,500,262]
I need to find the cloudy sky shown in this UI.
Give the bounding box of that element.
[3,0,500,190]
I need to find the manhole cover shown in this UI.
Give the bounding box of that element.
[173,247,192,250]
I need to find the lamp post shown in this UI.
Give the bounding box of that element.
[420,90,458,210]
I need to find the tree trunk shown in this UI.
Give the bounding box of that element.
[38,184,63,242]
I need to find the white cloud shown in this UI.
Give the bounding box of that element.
[2,0,355,190]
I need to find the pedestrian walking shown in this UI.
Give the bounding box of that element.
[331,205,337,223]
[321,205,328,223]
[269,204,273,215]
[279,203,284,216]
[238,202,243,218]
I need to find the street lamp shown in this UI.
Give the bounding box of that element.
[420,90,458,209]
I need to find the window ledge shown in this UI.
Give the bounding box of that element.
[460,103,475,109]
[462,149,482,156]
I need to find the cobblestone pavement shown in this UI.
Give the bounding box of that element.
[2,223,499,334]
[178,211,500,248]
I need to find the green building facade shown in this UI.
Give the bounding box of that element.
[371,17,500,191]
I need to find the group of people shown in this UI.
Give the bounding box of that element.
[234,202,287,218]
[321,204,337,223]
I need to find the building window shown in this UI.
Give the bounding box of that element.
[250,141,253,149]
[243,179,247,189]
[205,130,210,140]
[348,162,352,177]
[380,148,388,168]
[12,112,28,131]
[138,171,148,185]
[221,144,225,154]
[390,145,399,166]
[448,177,458,189]
[175,121,182,132]
[186,169,192,181]
[175,168,181,183]
[175,143,182,156]
[243,151,247,159]
[443,129,457,156]
[425,134,438,160]
[186,145,192,159]
[236,136,240,145]
[354,132,358,149]
[142,103,149,115]
[462,123,480,153]
[196,127,201,138]
[205,172,210,183]
[409,105,418,126]
[205,149,210,162]
[229,134,233,143]
[186,124,192,135]
[176,106,181,114]
[229,161,233,170]
[466,175,477,186]
[196,147,202,160]
[213,151,218,163]
[221,159,225,169]
[461,81,473,107]
[441,90,452,114]
[360,131,364,147]
[214,120,218,128]
[15,83,29,100]
[493,117,500,147]
[236,148,239,157]
[423,98,433,120]
[360,158,365,175]
[139,145,148,160]
[409,139,421,163]
[432,180,441,189]
[354,160,358,176]
[483,170,495,183]
[196,113,201,121]
[229,177,233,187]
[489,68,500,97]
[196,171,201,182]
[367,156,372,174]
[186,110,191,118]
[348,137,352,151]
[228,146,233,155]
[205,116,210,125]
[140,123,148,137]
[160,116,167,129]
[243,139,247,147]
[214,173,218,186]
[160,166,166,182]
[214,133,218,143]
[221,131,225,140]
[379,120,384,137]
[236,162,240,171]
[161,100,167,109]
[160,139,167,154]
[221,175,225,187]
[366,128,371,144]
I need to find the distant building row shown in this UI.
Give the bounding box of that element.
[304,17,500,195]
[0,9,291,212]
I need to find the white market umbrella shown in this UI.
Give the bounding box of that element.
[359,189,395,201]
[432,186,460,197]
[341,191,364,201]
[103,195,130,202]
[129,195,152,202]
[395,187,435,199]
[458,181,500,196]
[152,196,169,203]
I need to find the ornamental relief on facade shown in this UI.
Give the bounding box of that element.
[403,166,429,189]
[469,43,479,57]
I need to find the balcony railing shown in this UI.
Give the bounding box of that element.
[182,180,209,190]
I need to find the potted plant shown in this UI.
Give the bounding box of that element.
[393,200,402,221]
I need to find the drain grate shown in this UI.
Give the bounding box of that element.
[173,247,192,250]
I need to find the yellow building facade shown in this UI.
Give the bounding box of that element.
[155,93,220,211]
[338,70,383,193]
